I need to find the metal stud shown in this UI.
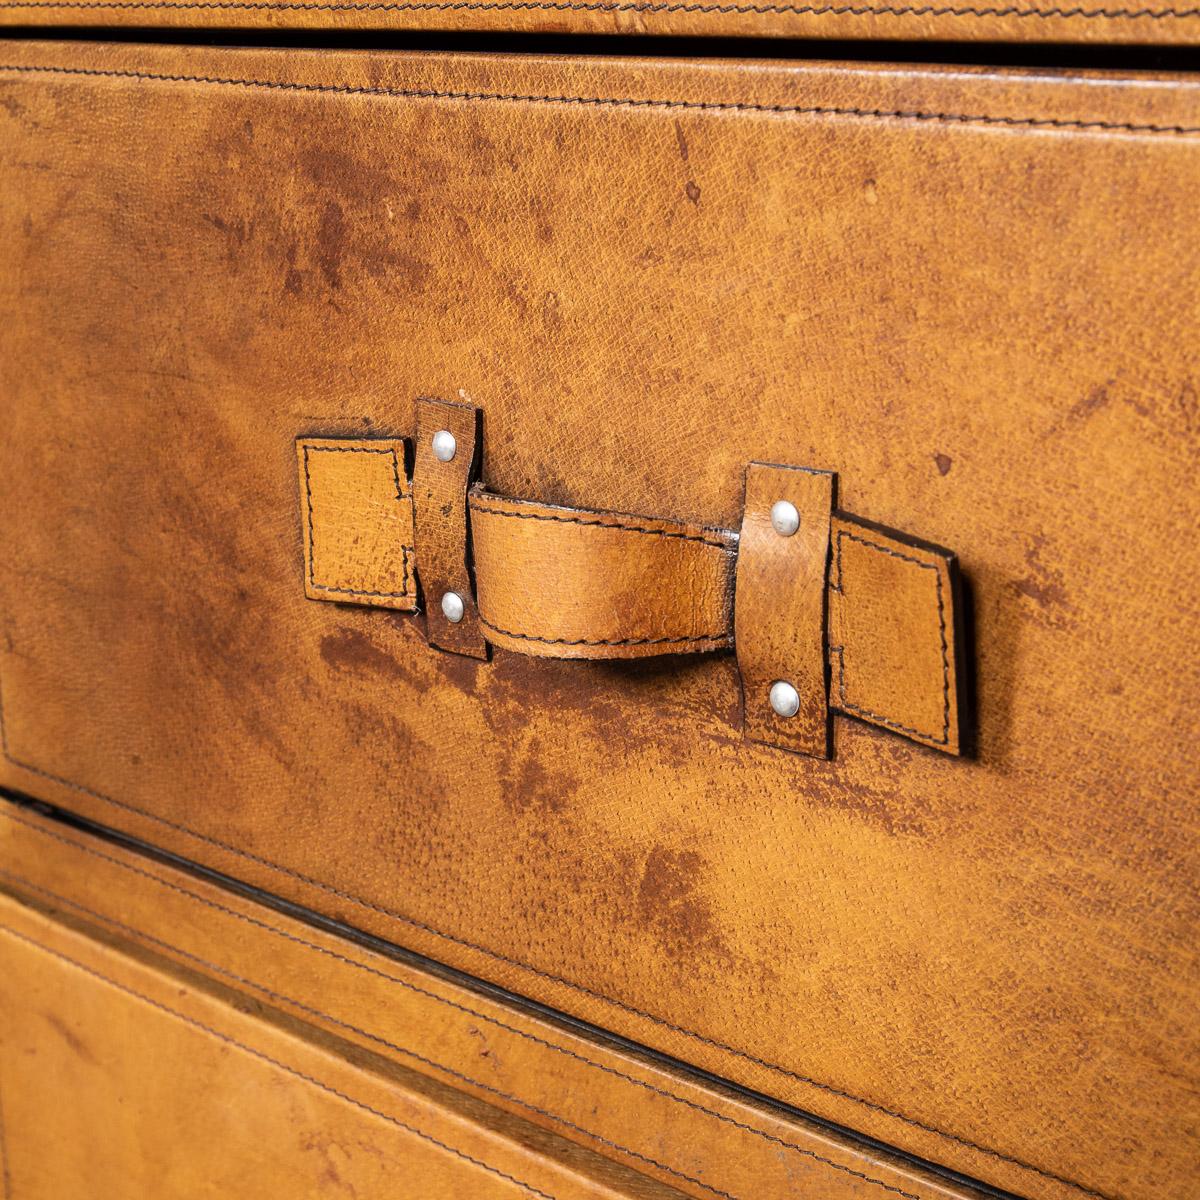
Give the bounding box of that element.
[770,499,800,537]
[769,680,801,719]
[431,429,457,463]
[441,591,465,623]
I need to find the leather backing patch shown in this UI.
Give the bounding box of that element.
[296,437,416,612]
[827,515,962,755]
[735,464,835,758]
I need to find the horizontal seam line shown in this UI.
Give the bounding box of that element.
[0,64,1194,137]
[0,808,923,1200]
[0,920,561,1200]
[0,677,1108,1199]
[471,502,734,550]
[479,617,730,646]
[0,0,1195,17]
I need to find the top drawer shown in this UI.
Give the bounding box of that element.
[0,0,1198,44]
[1,39,1198,1200]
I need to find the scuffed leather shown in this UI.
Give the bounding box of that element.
[414,398,489,658]
[735,464,834,757]
[0,797,994,1200]
[296,436,417,611]
[0,41,1198,1200]
[0,882,685,1200]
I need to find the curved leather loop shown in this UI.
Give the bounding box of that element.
[469,490,738,660]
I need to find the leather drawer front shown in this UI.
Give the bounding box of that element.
[0,797,989,1200]
[0,41,1197,1200]
[0,0,1198,45]
[0,879,687,1200]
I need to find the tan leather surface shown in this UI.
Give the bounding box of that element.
[0,0,1197,45]
[828,515,963,755]
[736,464,834,757]
[1,41,1199,1200]
[0,798,992,1200]
[415,397,490,658]
[470,491,737,659]
[0,882,689,1200]
[297,435,418,611]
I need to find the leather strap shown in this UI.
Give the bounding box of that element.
[470,492,737,660]
[296,427,964,757]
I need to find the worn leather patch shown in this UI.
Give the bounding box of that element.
[412,397,487,659]
[827,515,962,755]
[735,464,835,758]
[296,437,416,612]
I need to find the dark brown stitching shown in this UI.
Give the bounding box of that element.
[1,63,1197,137]
[0,867,734,1200]
[301,441,415,601]
[470,500,735,551]
[0,0,1196,20]
[0,921,560,1200]
[0,684,1106,1198]
[0,808,923,1200]
[828,528,950,745]
[479,617,730,648]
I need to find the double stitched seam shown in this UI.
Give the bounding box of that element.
[828,529,949,745]
[0,922,559,1200]
[0,695,1103,1198]
[0,815,921,1200]
[0,64,1197,137]
[302,442,414,600]
[470,501,734,550]
[478,618,730,648]
[0,0,1196,19]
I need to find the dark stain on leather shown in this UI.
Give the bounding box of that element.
[934,452,953,476]
[319,627,407,678]
[316,201,346,290]
[42,1010,99,1066]
[636,846,728,961]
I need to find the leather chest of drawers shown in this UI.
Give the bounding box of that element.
[0,18,1196,1200]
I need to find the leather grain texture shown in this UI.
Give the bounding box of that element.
[0,41,1198,1200]
[415,397,490,657]
[470,491,738,659]
[0,0,1197,45]
[297,435,418,611]
[0,879,688,1200]
[736,464,834,757]
[0,797,993,1200]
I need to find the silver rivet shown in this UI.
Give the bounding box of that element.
[769,680,801,719]
[432,430,457,462]
[770,500,800,537]
[441,591,465,623]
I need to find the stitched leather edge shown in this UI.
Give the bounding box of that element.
[301,441,416,601]
[0,63,1196,137]
[827,528,950,746]
[0,680,1108,1199]
[0,807,928,1200]
[0,919,563,1200]
[479,618,732,648]
[0,0,1196,20]
[471,499,736,551]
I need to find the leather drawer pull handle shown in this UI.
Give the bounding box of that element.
[296,401,964,759]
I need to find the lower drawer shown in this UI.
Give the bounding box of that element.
[0,796,984,1200]
[0,37,1197,1200]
